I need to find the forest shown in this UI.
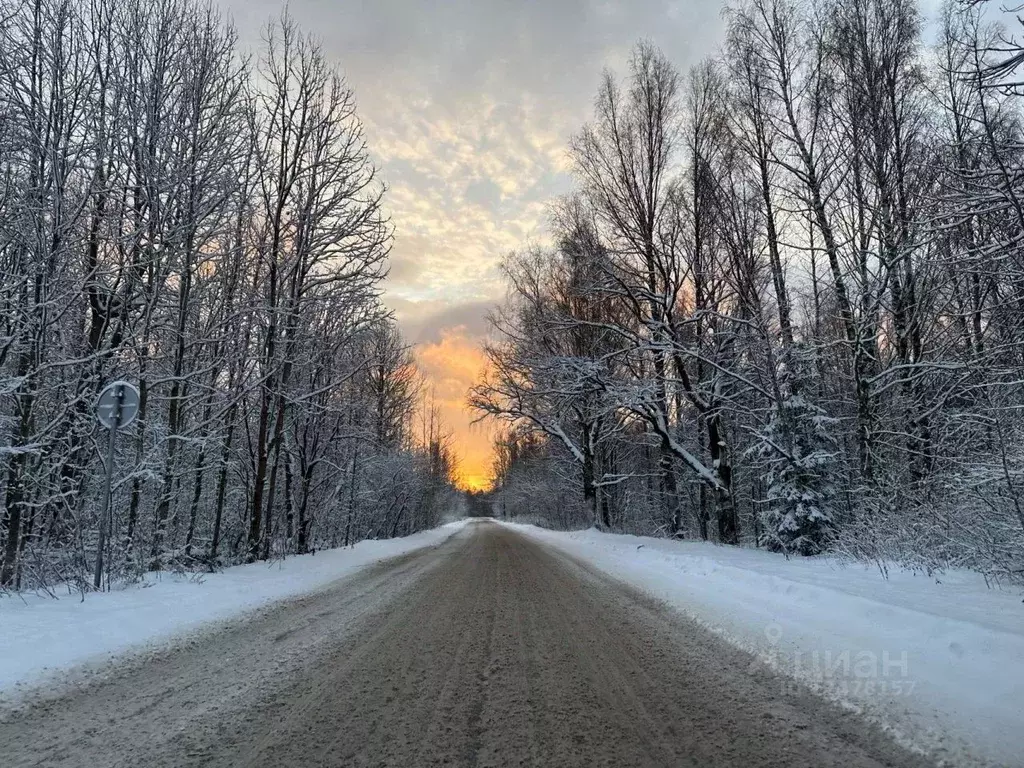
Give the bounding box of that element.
[0,0,458,591]
[472,0,1024,580]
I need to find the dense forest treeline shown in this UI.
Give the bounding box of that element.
[0,0,458,592]
[473,0,1024,579]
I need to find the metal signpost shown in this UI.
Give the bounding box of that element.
[93,381,141,590]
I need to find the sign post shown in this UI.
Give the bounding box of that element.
[93,381,141,590]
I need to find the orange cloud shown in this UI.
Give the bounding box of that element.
[415,326,496,491]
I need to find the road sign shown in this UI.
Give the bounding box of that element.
[95,381,140,431]
[93,380,140,590]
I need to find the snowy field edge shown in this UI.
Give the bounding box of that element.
[0,519,471,705]
[500,520,1024,768]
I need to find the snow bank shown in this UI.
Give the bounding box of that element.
[503,522,1024,767]
[0,520,469,701]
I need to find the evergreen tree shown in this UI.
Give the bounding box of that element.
[754,345,839,555]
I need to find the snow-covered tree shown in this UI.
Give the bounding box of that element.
[0,0,456,592]
[752,345,839,555]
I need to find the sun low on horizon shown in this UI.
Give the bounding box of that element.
[222,0,725,486]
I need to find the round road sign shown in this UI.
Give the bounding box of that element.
[95,381,141,430]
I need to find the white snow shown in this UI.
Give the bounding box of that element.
[0,520,469,703]
[502,522,1024,767]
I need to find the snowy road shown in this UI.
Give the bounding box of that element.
[0,520,933,767]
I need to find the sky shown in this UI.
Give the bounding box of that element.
[222,0,727,489]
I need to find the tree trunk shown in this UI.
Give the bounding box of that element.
[708,413,739,544]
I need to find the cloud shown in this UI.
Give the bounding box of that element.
[387,297,494,343]
[224,0,725,306]
[465,178,503,211]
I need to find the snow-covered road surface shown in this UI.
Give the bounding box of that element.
[0,520,933,767]
[502,522,1024,767]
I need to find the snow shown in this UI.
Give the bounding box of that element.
[501,521,1024,767]
[0,520,469,703]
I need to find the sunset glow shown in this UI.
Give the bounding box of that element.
[413,327,496,491]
